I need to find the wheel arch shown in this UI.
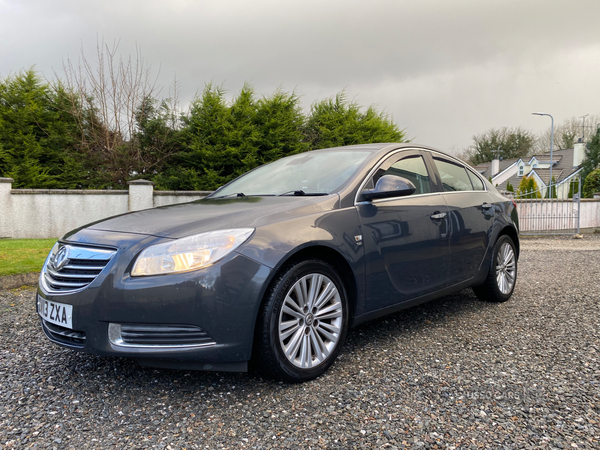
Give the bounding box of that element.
[273,245,358,324]
[250,244,359,356]
[497,225,520,259]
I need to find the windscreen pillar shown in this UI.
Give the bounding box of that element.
[127,180,155,212]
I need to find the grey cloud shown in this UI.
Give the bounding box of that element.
[1,0,600,151]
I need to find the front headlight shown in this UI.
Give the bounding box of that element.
[131,228,254,276]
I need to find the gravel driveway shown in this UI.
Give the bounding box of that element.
[1,235,599,449]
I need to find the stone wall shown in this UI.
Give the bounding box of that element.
[1,177,598,239]
[0,178,211,239]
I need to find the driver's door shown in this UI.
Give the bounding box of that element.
[356,151,451,311]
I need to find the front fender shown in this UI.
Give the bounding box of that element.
[238,208,363,270]
[236,207,367,314]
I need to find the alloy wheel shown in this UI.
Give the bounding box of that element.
[278,273,343,369]
[495,242,516,295]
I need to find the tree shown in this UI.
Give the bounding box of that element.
[304,92,407,149]
[61,39,165,187]
[517,176,529,197]
[567,178,580,199]
[517,176,541,199]
[545,177,556,199]
[0,70,84,188]
[156,83,233,190]
[506,181,514,192]
[535,115,600,154]
[155,84,308,191]
[467,127,535,165]
[254,89,308,163]
[3,61,408,190]
[583,169,600,198]
[580,127,600,193]
[156,86,407,191]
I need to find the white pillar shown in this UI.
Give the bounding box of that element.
[127,180,154,212]
[0,178,13,238]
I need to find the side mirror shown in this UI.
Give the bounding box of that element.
[361,175,416,201]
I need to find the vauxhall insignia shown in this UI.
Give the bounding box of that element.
[53,246,70,271]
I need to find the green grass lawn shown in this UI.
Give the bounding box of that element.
[0,239,57,277]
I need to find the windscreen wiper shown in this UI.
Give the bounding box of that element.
[212,192,246,199]
[278,190,328,196]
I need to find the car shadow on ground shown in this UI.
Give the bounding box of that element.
[345,287,494,350]
[50,287,499,396]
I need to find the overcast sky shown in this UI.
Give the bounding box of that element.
[2,0,599,153]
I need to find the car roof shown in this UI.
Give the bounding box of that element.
[310,143,458,162]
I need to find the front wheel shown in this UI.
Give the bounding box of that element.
[473,235,517,303]
[253,259,349,382]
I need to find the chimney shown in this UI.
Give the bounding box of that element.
[573,142,585,167]
[491,159,500,176]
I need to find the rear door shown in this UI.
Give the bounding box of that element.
[427,154,495,284]
[356,150,451,311]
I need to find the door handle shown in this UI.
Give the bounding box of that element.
[481,203,493,209]
[430,212,447,220]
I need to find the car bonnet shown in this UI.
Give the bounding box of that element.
[64,195,340,240]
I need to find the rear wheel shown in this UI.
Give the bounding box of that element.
[473,235,517,303]
[254,259,348,382]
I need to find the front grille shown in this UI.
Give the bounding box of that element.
[42,244,116,294]
[108,323,215,348]
[42,319,86,347]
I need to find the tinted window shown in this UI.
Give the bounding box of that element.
[433,158,473,192]
[467,170,485,190]
[375,155,431,195]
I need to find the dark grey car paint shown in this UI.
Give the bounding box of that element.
[357,192,452,310]
[38,143,519,371]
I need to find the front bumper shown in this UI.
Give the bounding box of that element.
[37,229,272,370]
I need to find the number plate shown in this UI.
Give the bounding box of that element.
[38,296,73,329]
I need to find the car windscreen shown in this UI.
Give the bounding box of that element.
[210,150,373,197]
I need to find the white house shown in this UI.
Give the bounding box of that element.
[471,143,585,199]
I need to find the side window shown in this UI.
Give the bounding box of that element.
[466,170,485,190]
[433,158,473,192]
[373,155,431,195]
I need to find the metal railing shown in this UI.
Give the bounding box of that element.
[511,177,581,235]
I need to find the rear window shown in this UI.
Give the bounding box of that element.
[433,158,473,192]
[466,170,485,191]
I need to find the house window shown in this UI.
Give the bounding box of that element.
[518,165,524,176]
[533,163,538,168]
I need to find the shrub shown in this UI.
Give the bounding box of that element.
[517,176,541,198]
[568,178,580,199]
[2,69,409,190]
[583,169,600,198]
[545,177,556,199]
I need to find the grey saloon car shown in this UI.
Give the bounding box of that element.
[38,143,519,382]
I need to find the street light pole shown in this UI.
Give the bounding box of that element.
[532,112,554,197]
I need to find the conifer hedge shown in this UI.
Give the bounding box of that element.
[0,71,407,190]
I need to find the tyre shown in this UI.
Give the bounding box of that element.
[473,235,517,303]
[253,259,349,382]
